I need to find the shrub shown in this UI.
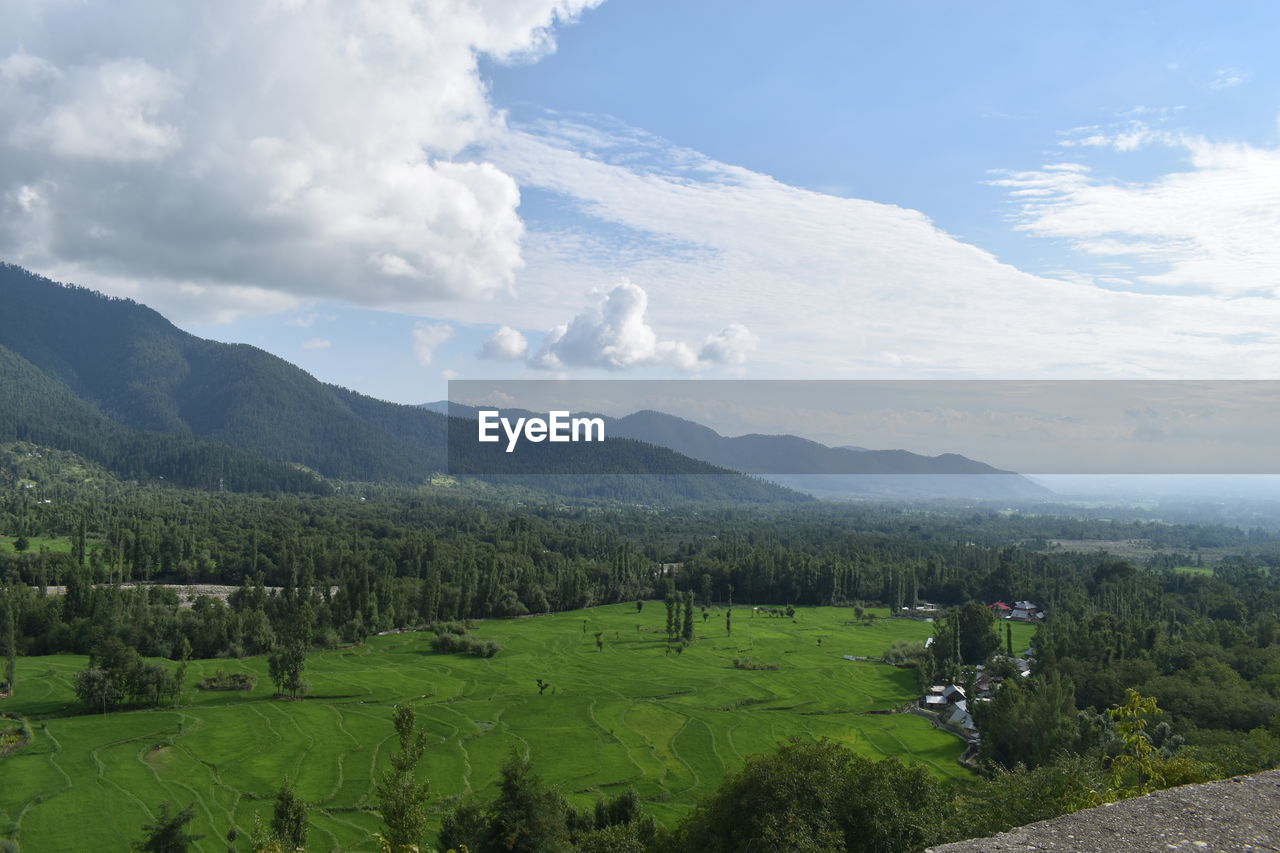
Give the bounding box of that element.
[431,631,501,658]
[196,670,257,691]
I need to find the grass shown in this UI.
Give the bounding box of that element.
[0,535,78,554]
[0,604,1032,851]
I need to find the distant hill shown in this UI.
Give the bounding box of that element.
[429,403,1050,500]
[0,264,804,503]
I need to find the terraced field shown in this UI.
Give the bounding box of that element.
[0,605,1037,851]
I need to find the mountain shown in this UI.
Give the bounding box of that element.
[0,264,804,502]
[430,403,1050,500]
[0,339,329,493]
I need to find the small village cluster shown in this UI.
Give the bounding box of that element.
[914,600,1045,744]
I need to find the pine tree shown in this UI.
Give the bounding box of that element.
[375,704,431,850]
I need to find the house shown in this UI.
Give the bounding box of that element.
[920,684,948,709]
[974,673,1003,698]
[946,701,977,734]
[987,601,1012,616]
[1010,600,1046,621]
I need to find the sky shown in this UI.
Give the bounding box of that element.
[3,0,1280,411]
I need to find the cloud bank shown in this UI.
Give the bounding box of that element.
[0,0,601,321]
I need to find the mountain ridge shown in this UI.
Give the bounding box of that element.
[0,264,803,503]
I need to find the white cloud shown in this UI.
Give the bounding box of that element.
[1210,68,1250,90]
[412,322,454,366]
[479,325,529,360]
[994,134,1280,297]
[467,116,1280,380]
[288,313,319,328]
[1057,121,1169,152]
[10,57,181,161]
[700,323,759,367]
[528,282,746,372]
[0,0,601,320]
[301,337,331,350]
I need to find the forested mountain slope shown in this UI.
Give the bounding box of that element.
[0,264,803,501]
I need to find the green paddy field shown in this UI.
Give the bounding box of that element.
[0,605,1036,851]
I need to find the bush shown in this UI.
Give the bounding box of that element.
[431,631,501,658]
[196,670,256,691]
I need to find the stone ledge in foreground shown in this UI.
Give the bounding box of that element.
[927,770,1280,852]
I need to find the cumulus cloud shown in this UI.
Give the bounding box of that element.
[0,0,601,321]
[528,282,750,372]
[412,322,454,366]
[700,323,759,367]
[10,57,181,161]
[479,325,529,360]
[301,338,331,350]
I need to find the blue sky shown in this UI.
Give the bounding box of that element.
[4,0,1280,405]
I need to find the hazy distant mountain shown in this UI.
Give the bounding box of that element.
[429,403,1050,500]
[0,264,804,502]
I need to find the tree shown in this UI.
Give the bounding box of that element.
[75,666,122,713]
[133,803,202,853]
[1,592,15,695]
[375,704,430,850]
[484,752,573,853]
[681,590,695,643]
[672,738,946,853]
[975,672,1078,770]
[933,602,1001,667]
[1107,689,1164,795]
[267,643,307,699]
[271,777,308,850]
